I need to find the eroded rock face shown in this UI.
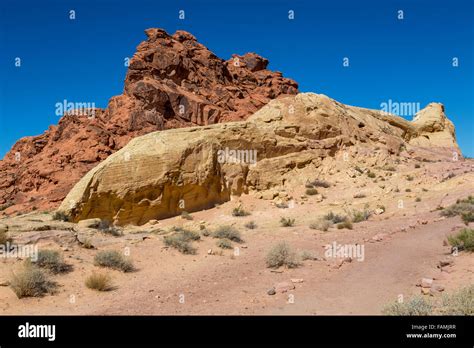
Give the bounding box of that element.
[58,93,461,225]
[0,28,298,214]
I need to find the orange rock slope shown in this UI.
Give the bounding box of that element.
[0,28,298,214]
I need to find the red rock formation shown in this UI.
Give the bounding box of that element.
[0,28,298,214]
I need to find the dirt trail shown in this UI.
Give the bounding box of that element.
[264,218,468,315]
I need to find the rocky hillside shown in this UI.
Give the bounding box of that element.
[58,93,462,225]
[0,28,298,214]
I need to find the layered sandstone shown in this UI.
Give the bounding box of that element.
[0,28,298,214]
[58,93,461,225]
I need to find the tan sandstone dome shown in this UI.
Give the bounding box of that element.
[57,93,461,225]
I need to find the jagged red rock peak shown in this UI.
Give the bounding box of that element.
[0,28,298,214]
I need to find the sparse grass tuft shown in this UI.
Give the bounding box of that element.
[180,211,193,220]
[35,250,72,274]
[164,228,200,254]
[441,197,474,224]
[351,209,371,223]
[440,284,474,315]
[265,242,300,269]
[280,217,295,227]
[10,261,57,298]
[94,250,135,272]
[0,229,12,246]
[213,225,242,242]
[382,296,433,315]
[232,205,250,217]
[216,238,233,249]
[383,165,397,172]
[97,220,123,237]
[245,221,257,229]
[462,212,474,225]
[441,172,456,182]
[309,219,332,231]
[85,272,114,292]
[305,188,318,196]
[310,179,331,188]
[275,202,289,209]
[447,228,474,252]
[300,250,316,261]
[52,211,69,222]
[337,221,353,230]
[323,211,348,224]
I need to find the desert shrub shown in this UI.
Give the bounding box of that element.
[180,211,193,220]
[34,250,72,274]
[0,229,12,246]
[201,229,211,237]
[415,163,421,168]
[406,175,414,181]
[305,188,318,196]
[245,221,257,229]
[232,205,250,217]
[265,242,300,268]
[280,217,295,227]
[337,221,353,230]
[367,171,376,179]
[97,220,123,237]
[422,188,428,192]
[353,193,366,199]
[300,250,316,261]
[212,225,242,242]
[415,197,421,202]
[85,273,114,292]
[164,234,196,254]
[305,182,314,188]
[323,211,347,224]
[440,284,474,315]
[394,188,400,192]
[81,238,94,249]
[310,179,331,188]
[276,202,289,209]
[383,165,396,172]
[405,188,412,192]
[10,261,56,298]
[309,219,332,231]
[382,296,433,315]
[441,172,456,182]
[216,238,233,249]
[462,212,474,225]
[94,250,134,272]
[52,211,69,222]
[447,228,474,252]
[441,197,474,220]
[164,228,200,254]
[351,209,371,223]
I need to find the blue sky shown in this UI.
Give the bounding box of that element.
[1,0,473,158]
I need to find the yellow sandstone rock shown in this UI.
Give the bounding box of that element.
[58,93,460,225]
